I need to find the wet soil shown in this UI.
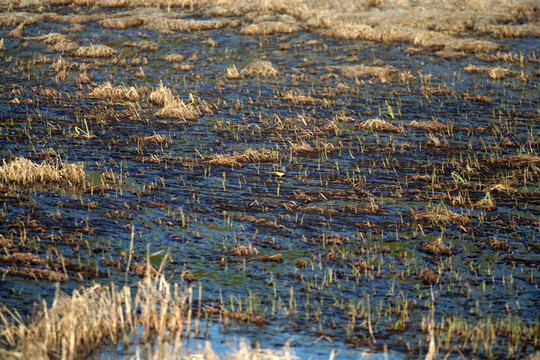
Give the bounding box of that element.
[0,1,539,359]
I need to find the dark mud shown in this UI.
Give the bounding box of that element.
[0,1,539,359]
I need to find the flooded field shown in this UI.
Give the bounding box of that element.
[0,0,539,359]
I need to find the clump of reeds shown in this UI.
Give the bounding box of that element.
[464,64,515,79]
[34,32,79,52]
[164,53,185,63]
[409,120,447,132]
[240,60,279,77]
[167,18,229,32]
[88,81,140,102]
[241,20,300,35]
[206,148,281,168]
[358,118,402,133]
[150,82,202,121]
[412,208,471,225]
[224,64,242,79]
[101,16,145,29]
[421,238,453,256]
[333,64,398,81]
[73,44,118,58]
[0,157,86,188]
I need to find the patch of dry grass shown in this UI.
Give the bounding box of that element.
[224,64,242,79]
[358,118,402,133]
[331,64,398,81]
[0,157,86,188]
[408,120,447,132]
[88,82,141,102]
[241,60,279,77]
[73,44,118,58]
[412,208,471,226]
[167,18,229,32]
[464,64,516,79]
[241,20,300,35]
[206,148,281,168]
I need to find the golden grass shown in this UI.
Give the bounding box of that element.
[167,18,229,32]
[34,33,79,52]
[412,208,471,226]
[101,16,145,29]
[0,157,86,188]
[240,60,279,77]
[332,64,398,81]
[224,64,242,79]
[464,64,515,79]
[282,90,322,105]
[150,82,202,121]
[358,118,402,133]
[408,120,447,132]
[206,148,281,168]
[241,21,300,35]
[421,238,453,256]
[88,82,141,102]
[164,53,185,63]
[73,44,118,58]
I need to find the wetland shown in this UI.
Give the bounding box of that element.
[0,0,539,359]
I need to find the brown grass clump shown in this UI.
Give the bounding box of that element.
[417,268,440,285]
[88,82,140,102]
[123,40,159,51]
[408,120,447,132]
[241,21,300,35]
[206,148,280,168]
[4,267,69,282]
[332,64,398,81]
[164,53,185,63]
[226,244,259,257]
[421,238,453,256]
[73,44,118,58]
[464,64,515,79]
[282,90,322,105]
[140,132,170,144]
[0,234,14,248]
[490,154,540,167]
[101,16,145,29]
[224,64,242,79]
[34,33,79,52]
[0,157,86,188]
[150,83,202,121]
[358,118,402,133]
[240,60,279,77]
[412,208,471,226]
[167,18,229,32]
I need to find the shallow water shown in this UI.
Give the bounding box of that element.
[0,1,539,359]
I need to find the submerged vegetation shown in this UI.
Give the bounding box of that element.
[0,0,538,359]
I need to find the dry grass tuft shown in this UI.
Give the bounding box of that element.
[0,234,14,248]
[88,82,140,102]
[241,21,300,35]
[417,268,440,285]
[34,32,79,52]
[206,148,281,168]
[224,64,242,79]
[421,238,453,256]
[332,64,398,81]
[490,154,540,167]
[167,18,229,32]
[226,244,259,257]
[412,208,471,226]
[164,53,185,63]
[464,64,515,79]
[358,118,402,133]
[101,16,145,29]
[282,90,322,105]
[408,120,447,132]
[150,83,202,121]
[0,157,86,188]
[74,44,118,58]
[241,60,279,77]
[123,40,159,51]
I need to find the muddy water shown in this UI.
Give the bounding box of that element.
[1,1,539,359]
